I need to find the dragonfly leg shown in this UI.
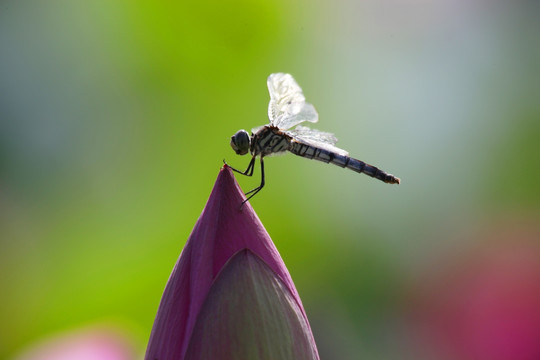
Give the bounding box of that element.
[223,156,256,176]
[242,157,265,205]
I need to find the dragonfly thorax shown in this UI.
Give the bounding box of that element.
[230,129,251,155]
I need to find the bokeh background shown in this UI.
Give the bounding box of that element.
[1,0,539,359]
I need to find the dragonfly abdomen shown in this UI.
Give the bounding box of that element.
[290,141,400,184]
[345,157,400,184]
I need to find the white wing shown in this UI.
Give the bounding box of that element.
[287,125,349,156]
[267,73,318,130]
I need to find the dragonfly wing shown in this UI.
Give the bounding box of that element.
[267,73,318,129]
[287,125,349,156]
[277,102,318,130]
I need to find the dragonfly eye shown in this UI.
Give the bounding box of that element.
[230,130,250,155]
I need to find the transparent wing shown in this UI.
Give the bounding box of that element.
[287,125,349,156]
[267,73,318,130]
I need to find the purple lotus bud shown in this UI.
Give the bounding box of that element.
[145,166,319,360]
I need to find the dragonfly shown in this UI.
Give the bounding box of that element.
[226,73,400,204]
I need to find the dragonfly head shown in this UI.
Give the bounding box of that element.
[230,129,250,155]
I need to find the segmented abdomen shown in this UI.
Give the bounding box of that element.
[289,141,400,184]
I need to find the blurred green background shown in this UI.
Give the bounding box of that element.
[1,0,539,359]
